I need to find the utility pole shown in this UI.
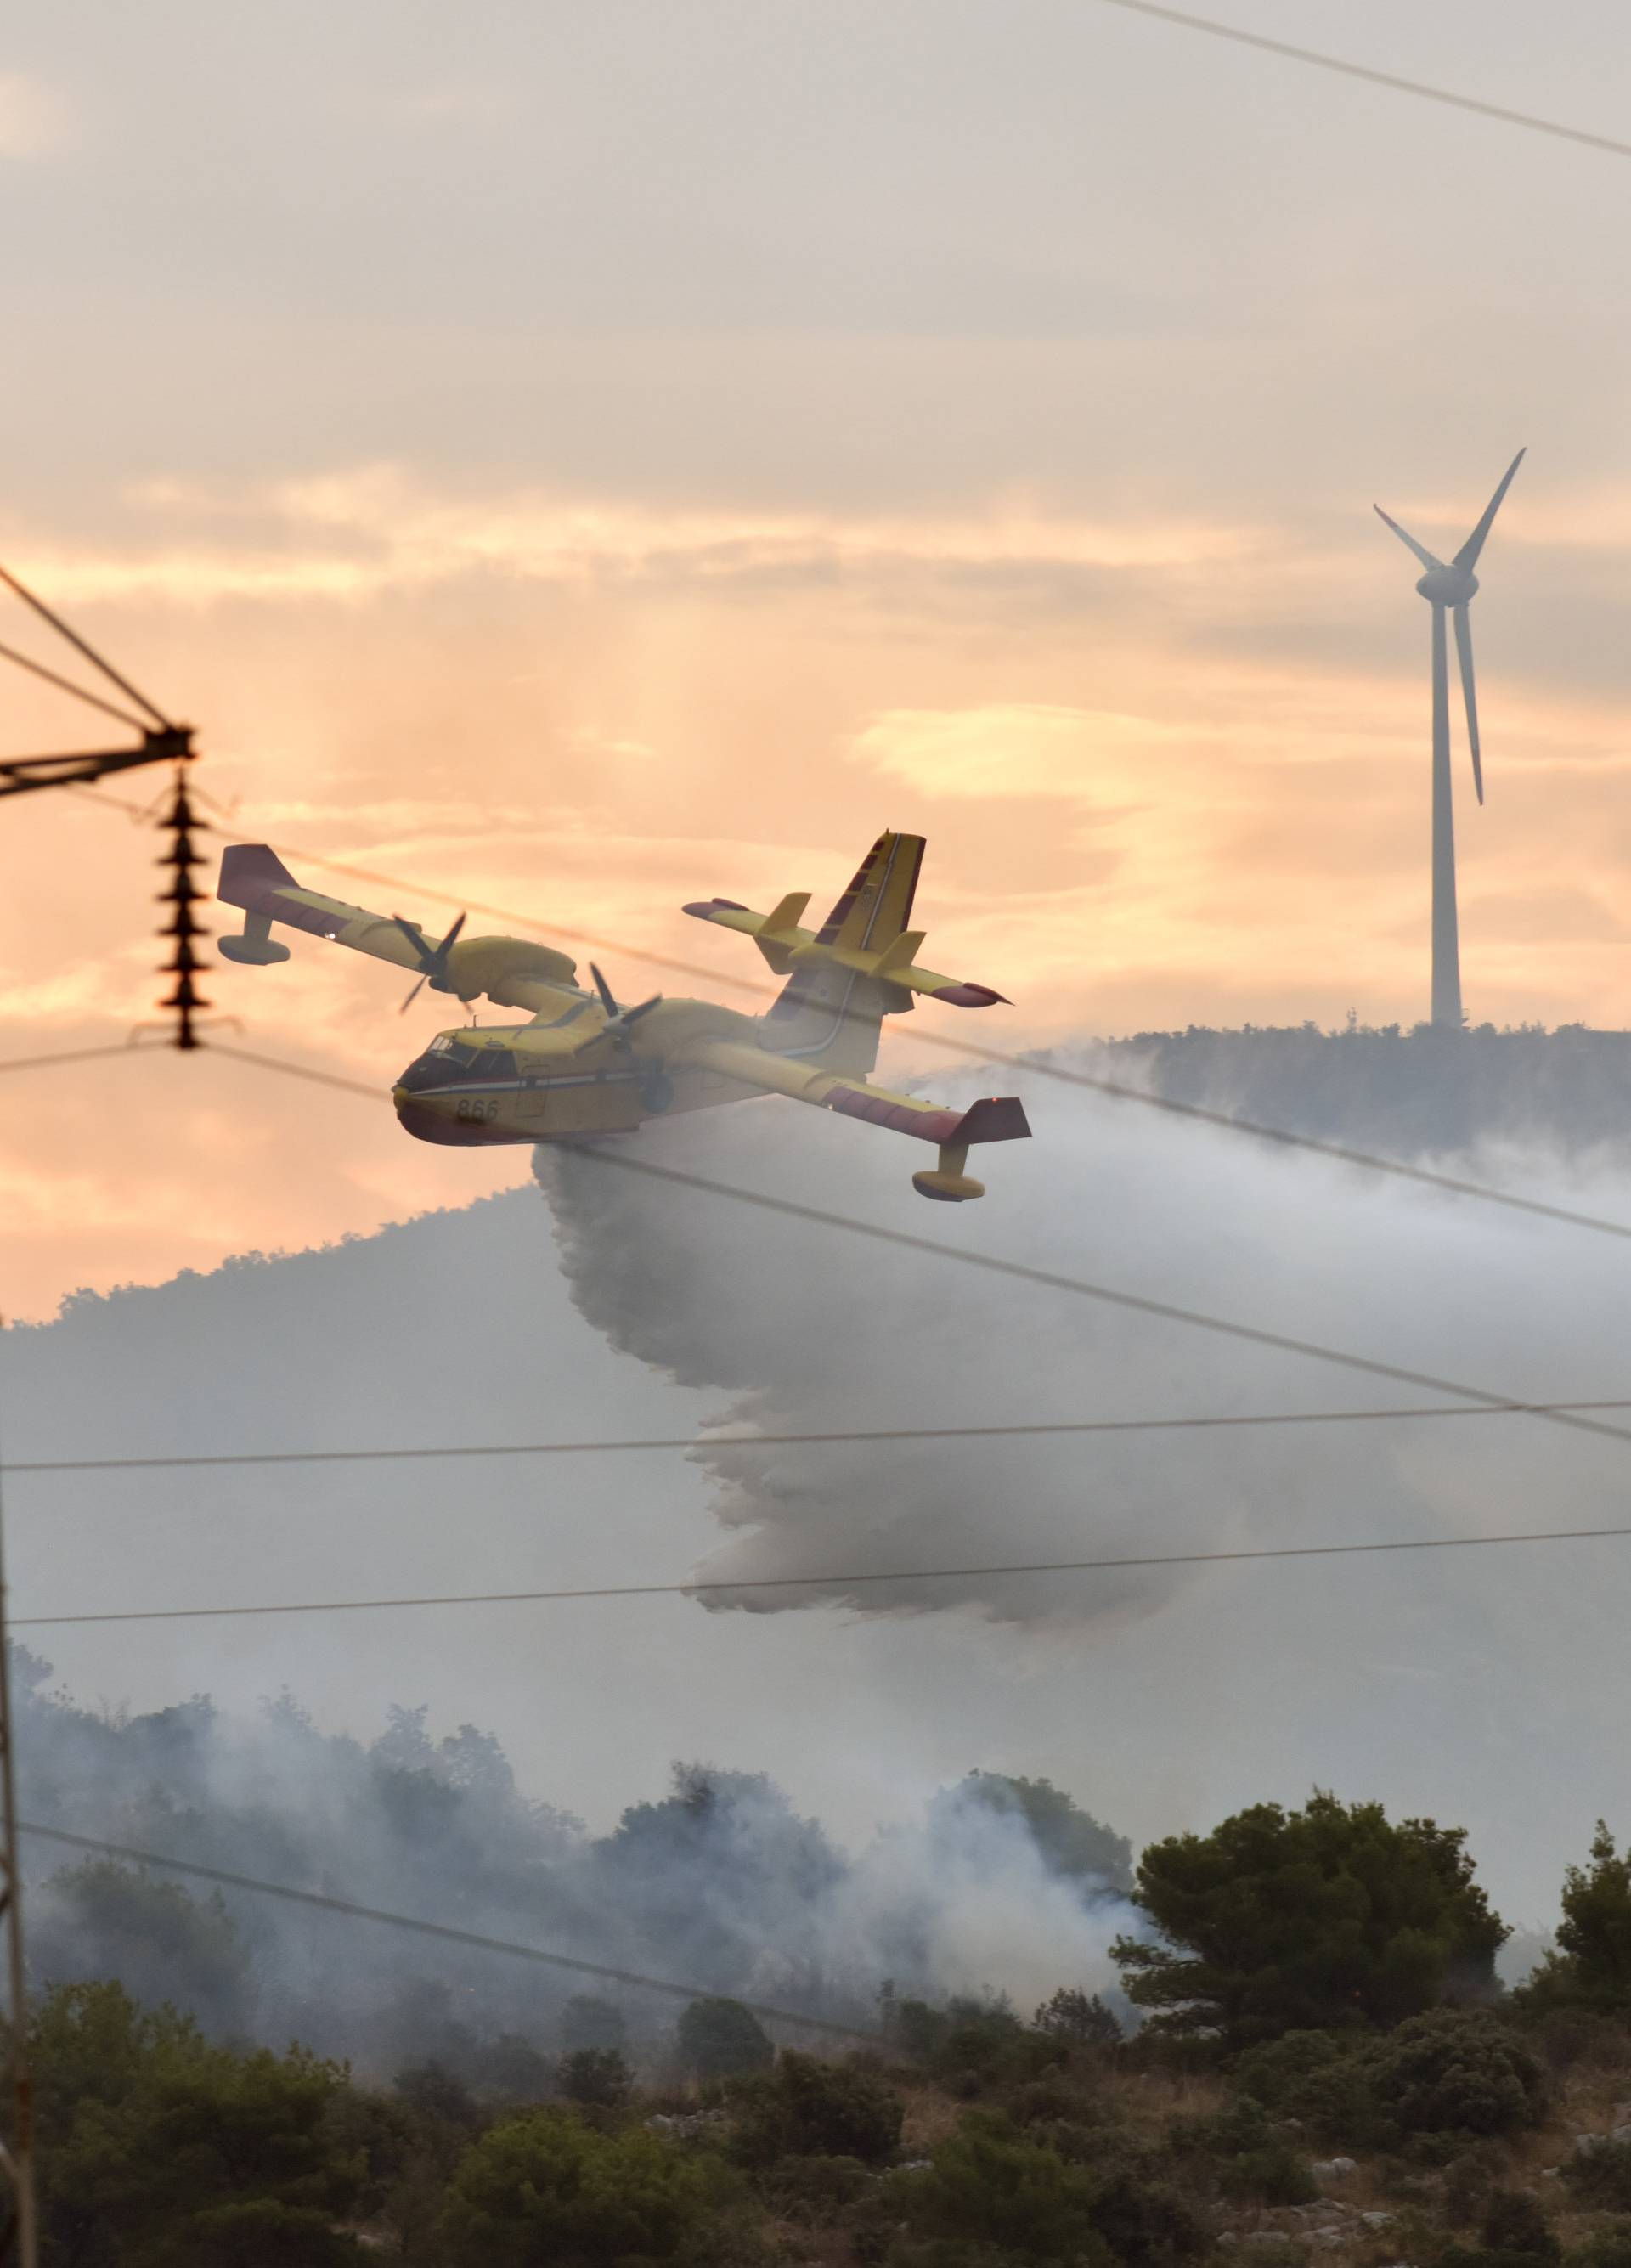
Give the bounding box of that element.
[3,558,210,1052]
[0,1430,37,2268]
[0,557,214,2267]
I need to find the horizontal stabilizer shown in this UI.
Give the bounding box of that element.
[953,1096,1031,1145]
[683,894,1009,1009]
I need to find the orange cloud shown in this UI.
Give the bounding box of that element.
[5,466,1631,1317]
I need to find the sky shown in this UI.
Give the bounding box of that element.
[5,0,1631,1310]
[4,3,1631,1927]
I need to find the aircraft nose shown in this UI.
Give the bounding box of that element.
[395,1052,463,1093]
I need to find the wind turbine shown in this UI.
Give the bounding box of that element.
[1374,449,1525,1030]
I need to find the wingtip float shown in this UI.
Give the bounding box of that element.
[217,831,1030,1203]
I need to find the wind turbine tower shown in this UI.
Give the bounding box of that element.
[1374,449,1525,1030]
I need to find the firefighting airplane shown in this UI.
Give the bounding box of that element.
[217,831,1030,1201]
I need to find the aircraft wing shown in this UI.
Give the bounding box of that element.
[218,843,442,973]
[216,843,580,1008]
[684,895,1007,1008]
[676,1034,1030,1153]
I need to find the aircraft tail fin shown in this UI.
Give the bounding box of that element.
[765,831,923,1071]
[681,830,1010,1074]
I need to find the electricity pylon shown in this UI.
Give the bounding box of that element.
[0,1451,37,2268]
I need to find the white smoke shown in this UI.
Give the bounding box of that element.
[533,1039,1631,1632]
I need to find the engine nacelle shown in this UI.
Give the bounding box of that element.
[911,1141,985,1201]
[218,911,291,965]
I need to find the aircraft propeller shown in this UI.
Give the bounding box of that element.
[392,911,468,1011]
[581,962,662,1051]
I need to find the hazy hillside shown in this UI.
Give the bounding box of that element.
[9,1028,1631,1973]
[1087,1024,1631,1156]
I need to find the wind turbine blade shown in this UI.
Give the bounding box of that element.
[1453,448,1526,571]
[1453,604,1483,805]
[1374,505,1443,573]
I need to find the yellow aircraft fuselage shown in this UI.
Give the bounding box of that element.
[217,832,1031,1200]
[392,999,762,1148]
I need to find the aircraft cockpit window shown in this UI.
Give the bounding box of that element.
[427,1035,453,1056]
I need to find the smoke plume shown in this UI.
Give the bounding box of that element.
[533,1037,1631,1630]
[14,1656,1135,2066]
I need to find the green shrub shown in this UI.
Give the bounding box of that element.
[731,2051,903,2165]
[1170,2097,1314,2206]
[558,2047,633,2109]
[1566,2217,1631,2268]
[881,2243,1039,2268]
[1442,2142,1510,2226]
[1232,2244,1310,2268]
[1522,2010,1631,2076]
[1233,2030,1350,2112]
[1564,2142,1631,2213]
[30,1982,364,2268]
[755,2151,872,2222]
[437,2106,722,2265]
[883,2111,1206,2268]
[1081,2156,1211,2265]
[1481,2187,1561,2265]
[559,1994,629,2053]
[1035,1990,1122,2046]
[675,1997,775,2081]
[883,2116,1114,2265]
[1373,2012,1547,2142]
[1232,2014,1544,2152]
[1216,2147,1317,2206]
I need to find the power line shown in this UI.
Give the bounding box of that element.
[208,1043,1631,1459]
[14,1822,878,2044]
[8,1396,1631,1481]
[0,1043,168,1078]
[65,787,1631,1247]
[1089,0,1631,161]
[15,1517,1631,1631]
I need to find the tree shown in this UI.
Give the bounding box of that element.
[437,2107,720,2265]
[1034,1989,1122,2046]
[595,1764,842,1994]
[729,2051,903,2165]
[31,1980,364,2266]
[1527,1823,1631,2011]
[675,1996,775,2080]
[472,2034,553,2101]
[30,1860,252,2037]
[559,2048,633,2108]
[1114,1791,1506,2046]
[560,1995,628,2053]
[933,1774,1133,1894]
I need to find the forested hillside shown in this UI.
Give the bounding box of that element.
[1086,1026,1631,1156]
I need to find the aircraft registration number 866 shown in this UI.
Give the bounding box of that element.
[455,1097,501,1123]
